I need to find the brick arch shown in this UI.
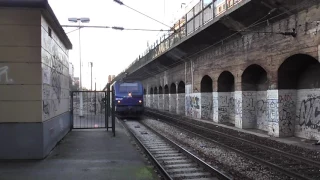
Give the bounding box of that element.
[154,87,158,94]
[178,81,185,93]
[278,53,320,89]
[241,64,268,91]
[277,52,318,72]
[170,83,177,94]
[201,75,213,92]
[218,71,235,92]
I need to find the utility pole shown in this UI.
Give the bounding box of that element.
[90,62,93,90]
[94,78,97,115]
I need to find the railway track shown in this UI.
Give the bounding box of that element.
[119,119,232,180]
[145,109,320,180]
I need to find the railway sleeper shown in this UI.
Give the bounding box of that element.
[170,172,212,179]
[163,159,192,164]
[166,167,203,173]
[165,163,198,169]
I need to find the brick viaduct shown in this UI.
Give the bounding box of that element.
[114,0,320,140]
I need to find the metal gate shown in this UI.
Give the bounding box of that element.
[71,91,108,129]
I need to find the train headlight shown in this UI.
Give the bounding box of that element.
[139,100,142,103]
[118,100,121,104]
[128,92,132,97]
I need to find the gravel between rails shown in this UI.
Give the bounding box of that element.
[160,111,320,162]
[142,118,296,180]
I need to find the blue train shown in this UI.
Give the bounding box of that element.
[111,81,144,118]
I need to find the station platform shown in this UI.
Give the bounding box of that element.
[0,119,158,180]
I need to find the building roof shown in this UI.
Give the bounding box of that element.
[0,0,72,49]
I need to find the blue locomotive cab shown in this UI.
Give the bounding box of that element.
[113,81,144,117]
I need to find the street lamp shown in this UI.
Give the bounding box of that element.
[68,17,90,117]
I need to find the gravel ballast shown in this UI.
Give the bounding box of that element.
[146,110,320,162]
[142,118,295,180]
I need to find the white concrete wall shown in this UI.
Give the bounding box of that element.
[185,93,201,119]
[164,94,169,111]
[159,94,164,110]
[201,93,213,120]
[41,16,70,122]
[169,94,177,113]
[218,92,235,124]
[143,95,147,106]
[146,95,151,107]
[295,89,320,140]
[256,91,268,131]
[278,90,296,137]
[153,94,159,109]
[144,86,320,141]
[177,93,185,115]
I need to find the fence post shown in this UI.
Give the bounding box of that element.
[71,91,74,129]
[112,88,116,137]
[106,83,111,131]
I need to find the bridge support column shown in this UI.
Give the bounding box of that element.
[267,90,296,137]
[153,94,159,109]
[169,94,177,113]
[159,94,164,110]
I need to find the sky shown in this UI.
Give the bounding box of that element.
[48,0,189,90]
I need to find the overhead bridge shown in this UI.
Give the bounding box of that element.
[112,0,320,140]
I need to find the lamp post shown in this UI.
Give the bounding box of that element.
[89,62,93,91]
[68,17,90,117]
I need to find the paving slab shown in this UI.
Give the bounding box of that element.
[0,120,158,180]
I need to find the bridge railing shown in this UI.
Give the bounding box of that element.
[117,0,243,78]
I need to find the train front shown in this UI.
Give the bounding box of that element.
[114,81,144,118]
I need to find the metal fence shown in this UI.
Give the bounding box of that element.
[116,0,243,78]
[71,91,107,129]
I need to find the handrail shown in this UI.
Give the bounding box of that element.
[116,0,243,78]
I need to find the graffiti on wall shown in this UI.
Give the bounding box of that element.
[41,35,69,121]
[234,91,242,128]
[0,66,14,84]
[278,90,295,136]
[169,94,177,113]
[164,94,169,111]
[153,95,159,109]
[42,99,58,120]
[201,93,213,120]
[241,91,257,127]
[218,92,236,124]
[297,91,320,131]
[213,93,219,122]
[185,93,201,119]
[146,95,151,107]
[177,94,185,115]
[256,91,268,131]
[51,53,63,103]
[159,94,164,110]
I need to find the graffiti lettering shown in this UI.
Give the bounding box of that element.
[201,93,213,120]
[0,66,13,83]
[51,54,63,103]
[298,96,320,130]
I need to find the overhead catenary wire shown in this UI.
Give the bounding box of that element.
[127,0,312,79]
[63,25,171,34]
[113,0,172,29]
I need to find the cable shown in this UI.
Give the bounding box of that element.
[123,0,312,79]
[63,25,171,34]
[66,27,82,34]
[114,0,171,28]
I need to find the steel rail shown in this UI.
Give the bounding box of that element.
[145,109,319,180]
[139,121,233,180]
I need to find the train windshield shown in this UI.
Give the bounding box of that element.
[119,83,139,93]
